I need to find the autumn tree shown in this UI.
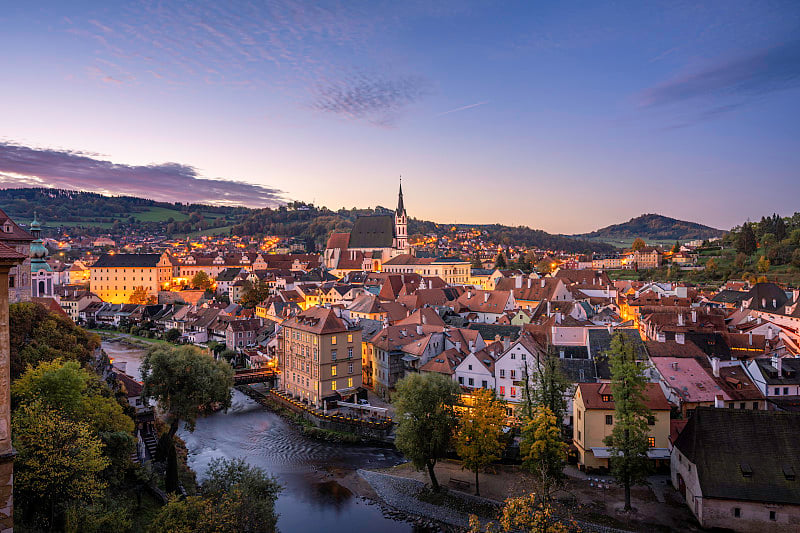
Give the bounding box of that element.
[737,223,757,255]
[604,331,652,511]
[128,286,150,305]
[705,258,718,274]
[240,280,270,308]
[520,407,567,502]
[191,270,212,291]
[10,302,101,379]
[141,345,233,448]
[468,494,572,533]
[13,402,110,529]
[393,372,460,492]
[757,255,771,273]
[631,238,646,252]
[455,388,507,496]
[535,259,554,275]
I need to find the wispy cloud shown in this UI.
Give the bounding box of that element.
[640,40,800,108]
[435,101,488,117]
[0,142,284,207]
[311,73,430,126]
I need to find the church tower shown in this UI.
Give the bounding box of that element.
[29,213,54,298]
[394,179,408,250]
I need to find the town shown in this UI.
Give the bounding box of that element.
[1,183,799,532]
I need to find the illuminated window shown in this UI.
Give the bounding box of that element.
[331,380,337,391]
[601,395,612,402]
[510,387,516,397]
[648,437,655,447]
[348,377,353,387]
[347,334,353,343]
[331,365,337,377]
[331,336,337,345]
[499,386,505,395]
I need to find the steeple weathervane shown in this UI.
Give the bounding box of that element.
[396,175,406,216]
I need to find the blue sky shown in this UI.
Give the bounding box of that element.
[1,1,798,233]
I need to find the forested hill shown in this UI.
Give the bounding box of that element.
[0,187,615,252]
[575,213,725,242]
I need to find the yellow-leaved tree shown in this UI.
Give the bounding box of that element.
[455,388,506,496]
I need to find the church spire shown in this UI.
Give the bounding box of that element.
[396,176,405,216]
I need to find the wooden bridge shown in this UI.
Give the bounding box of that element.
[233,368,279,386]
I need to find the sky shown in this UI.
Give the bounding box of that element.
[1,0,799,234]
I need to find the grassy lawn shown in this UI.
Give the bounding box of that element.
[132,206,189,222]
[179,224,235,238]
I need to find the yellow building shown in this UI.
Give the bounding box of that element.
[279,307,362,409]
[382,254,471,285]
[573,382,671,471]
[90,252,173,303]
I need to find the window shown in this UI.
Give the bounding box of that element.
[482,380,487,389]
[331,380,337,391]
[468,364,473,370]
[458,377,464,385]
[577,430,581,441]
[753,402,759,410]
[331,365,337,377]
[784,387,790,395]
[331,336,337,345]
[348,377,353,387]
[521,354,526,360]
[510,387,516,397]
[331,349,337,360]
[348,363,353,374]
[499,386,505,395]
[648,437,655,447]
[739,402,746,409]
[499,369,505,378]
[468,378,474,386]
[775,387,780,395]
[577,410,581,420]
[348,347,353,358]
[347,334,353,343]
[511,354,515,360]
[605,415,613,425]
[770,511,776,521]
[601,395,612,402]
[510,370,516,379]
[8,276,14,288]
[647,415,656,425]
[733,507,740,518]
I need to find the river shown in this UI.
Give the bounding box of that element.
[102,340,422,533]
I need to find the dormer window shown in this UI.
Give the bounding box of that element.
[601,394,612,402]
[740,462,753,478]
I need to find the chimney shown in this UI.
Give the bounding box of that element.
[502,336,510,350]
[677,313,685,327]
[515,274,523,288]
[772,355,783,376]
[675,333,685,345]
[541,278,546,288]
[527,279,532,288]
[468,340,475,351]
[714,395,725,408]
[484,292,489,303]
[766,326,774,341]
[422,314,427,325]
[773,298,777,308]
[748,331,753,345]
[607,324,613,334]
[467,291,472,299]
[547,300,551,316]
[671,361,678,371]
[691,310,697,323]
[416,325,423,335]
[455,341,461,352]
[711,357,720,377]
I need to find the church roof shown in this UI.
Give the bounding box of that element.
[348,215,395,249]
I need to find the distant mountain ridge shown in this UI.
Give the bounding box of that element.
[575,213,725,242]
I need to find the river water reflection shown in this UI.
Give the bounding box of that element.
[102,341,418,533]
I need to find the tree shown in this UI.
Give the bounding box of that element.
[468,494,571,533]
[670,241,680,254]
[13,402,110,529]
[604,331,652,511]
[705,258,718,274]
[775,215,787,241]
[631,238,646,252]
[757,255,771,273]
[128,286,150,305]
[455,388,506,496]
[164,328,181,343]
[191,271,212,291]
[393,373,460,492]
[737,223,757,255]
[495,252,507,269]
[535,259,553,275]
[141,345,234,444]
[202,457,282,532]
[520,407,567,502]
[239,280,270,308]
[522,348,569,427]
[10,302,101,379]
[735,252,747,269]
[792,248,800,269]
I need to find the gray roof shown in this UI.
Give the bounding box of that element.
[751,358,800,385]
[92,253,163,268]
[467,323,521,341]
[348,215,395,248]
[710,289,749,304]
[587,328,647,360]
[674,407,800,505]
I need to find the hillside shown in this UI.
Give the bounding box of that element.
[575,213,725,244]
[0,187,615,253]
